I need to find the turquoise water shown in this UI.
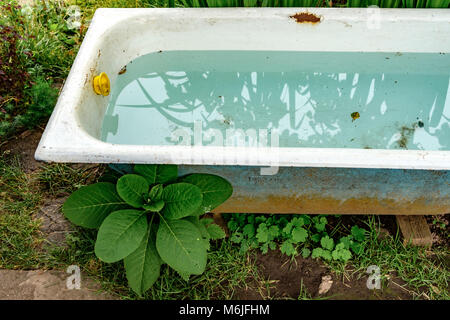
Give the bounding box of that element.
[101,51,450,150]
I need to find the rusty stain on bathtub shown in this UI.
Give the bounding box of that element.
[290,12,321,24]
[177,166,450,216]
[339,21,352,28]
[214,194,448,215]
[118,65,127,75]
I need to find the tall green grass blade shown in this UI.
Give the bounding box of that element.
[347,0,363,7]
[244,0,258,6]
[416,0,427,7]
[207,0,240,6]
[381,0,402,7]
[426,0,450,8]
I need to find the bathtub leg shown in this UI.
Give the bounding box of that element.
[395,215,433,247]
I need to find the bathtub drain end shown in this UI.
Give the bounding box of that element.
[93,72,110,96]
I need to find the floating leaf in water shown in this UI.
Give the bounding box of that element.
[351,112,360,122]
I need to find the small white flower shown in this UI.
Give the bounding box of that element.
[67,20,81,30]
[21,5,33,18]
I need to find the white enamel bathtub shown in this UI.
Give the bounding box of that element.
[35,8,450,170]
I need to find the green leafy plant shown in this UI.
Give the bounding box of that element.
[62,164,232,296]
[0,2,30,127]
[0,0,81,139]
[226,213,367,263]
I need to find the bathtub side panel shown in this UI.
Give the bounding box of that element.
[178,166,450,215]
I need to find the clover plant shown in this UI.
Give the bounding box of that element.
[227,214,367,262]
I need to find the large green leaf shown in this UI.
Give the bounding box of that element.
[185,216,211,251]
[198,217,226,240]
[142,200,165,212]
[156,216,207,276]
[124,221,161,296]
[161,183,203,220]
[116,174,149,208]
[180,174,232,214]
[291,227,308,243]
[62,182,128,229]
[205,224,226,240]
[149,184,164,201]
[134,164,178,185]
[95,209,148,263]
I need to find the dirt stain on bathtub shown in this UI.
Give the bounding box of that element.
[223,115,232,126]
[118,65,127,75]
[289,12,321,24]
[397,124,417,149]
[217,193,447,215]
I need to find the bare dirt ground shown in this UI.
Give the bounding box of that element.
[235,250,414,300]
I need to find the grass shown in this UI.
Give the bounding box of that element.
[71,0,450,8]
[176,0,449,7]
[69,0,169,20]
[0,155,45,269]
[0,153,261,299]
[51,229,261,299]
[327,216,450,300]
[38,163,102,196]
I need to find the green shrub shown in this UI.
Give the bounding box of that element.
[18,78,58,128]
[62,164,233,296]
[0,0,79,139]
[19,1,83,80]
[0,2,30,106]
[0,77,58,137]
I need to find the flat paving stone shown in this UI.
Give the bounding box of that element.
[0,269,117,300]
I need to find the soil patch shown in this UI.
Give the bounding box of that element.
[34,197,73,249]
[235,250,415,300]
[256,250,327,298]
[1,129,44,173]
[324,271,413,300]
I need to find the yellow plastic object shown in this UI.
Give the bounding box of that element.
[93,72,110,96]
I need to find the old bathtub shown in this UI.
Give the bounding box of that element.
[35,8,450,214]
